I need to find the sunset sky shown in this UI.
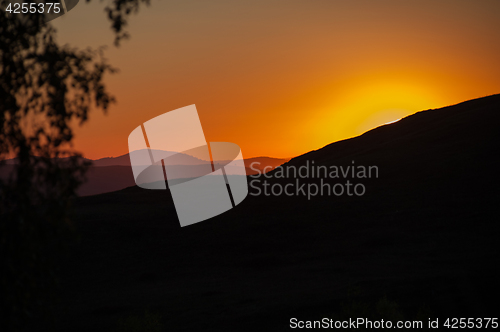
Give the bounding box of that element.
[53,0,500,160]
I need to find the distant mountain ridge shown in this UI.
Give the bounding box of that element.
[79,155,288,196]
[1,151,289,196]
[3,151,289,168]
[91,153,289,169]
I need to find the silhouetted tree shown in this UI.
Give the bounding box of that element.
[0,1,148,330]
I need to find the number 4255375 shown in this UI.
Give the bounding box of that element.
[5,2,61,14]
[444,318,498,329]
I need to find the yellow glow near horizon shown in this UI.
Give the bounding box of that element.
[304,77,446,151]
[358,109,405,133]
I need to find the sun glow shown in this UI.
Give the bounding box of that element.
[384,118,401,125]
[357,109,406,134]
[305,76,446,151]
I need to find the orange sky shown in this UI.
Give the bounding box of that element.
[53,0,500,160]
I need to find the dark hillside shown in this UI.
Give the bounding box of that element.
[52,94,500,331]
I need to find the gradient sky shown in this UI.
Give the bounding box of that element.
[53,0,500,159]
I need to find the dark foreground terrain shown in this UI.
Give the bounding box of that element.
[52,95,500,331]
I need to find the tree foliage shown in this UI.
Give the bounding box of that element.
[0,2,148,330]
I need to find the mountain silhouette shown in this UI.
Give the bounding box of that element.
[1,153,289,196]
[50,94,500,331]
[76,155,289,196]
